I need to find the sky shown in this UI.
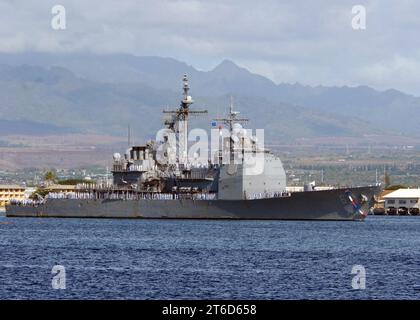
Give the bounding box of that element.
[1,0,420,95]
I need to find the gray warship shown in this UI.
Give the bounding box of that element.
[6,75,381,220]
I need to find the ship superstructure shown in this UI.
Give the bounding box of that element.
[111,75,287,200]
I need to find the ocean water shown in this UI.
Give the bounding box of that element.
[0,215,419,300]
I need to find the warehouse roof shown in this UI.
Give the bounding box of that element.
[383,189,420,199]
[47,185,75,190]
[0,185,25,190]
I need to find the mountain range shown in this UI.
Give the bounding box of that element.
[0,52,419,143]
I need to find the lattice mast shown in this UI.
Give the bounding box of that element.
[163,74,207,165]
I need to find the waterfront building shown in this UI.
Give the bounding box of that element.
[383,189,420,215]
[0,185,25,208]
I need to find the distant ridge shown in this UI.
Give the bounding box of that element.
[0,119,74,135]
[0,52,419,140]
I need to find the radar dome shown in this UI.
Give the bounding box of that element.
[113,153,121,161]
[232,123,243,134]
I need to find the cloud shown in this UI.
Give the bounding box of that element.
[0,0,419,95]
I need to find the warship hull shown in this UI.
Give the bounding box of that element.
[6,185,380,221]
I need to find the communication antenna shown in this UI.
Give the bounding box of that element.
[230,95,234,114]
[127,124,131,146]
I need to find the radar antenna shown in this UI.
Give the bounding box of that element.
[213,96,248,132]
[213,97,249,160]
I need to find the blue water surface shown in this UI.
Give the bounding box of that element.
[0,215,419,299]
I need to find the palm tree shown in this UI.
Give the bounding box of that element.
[44,171,57,184]
[384,170,391,188]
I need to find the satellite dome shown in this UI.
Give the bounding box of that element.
[232,123,243,134]
[113,153,121,161]
[233,123,242,130]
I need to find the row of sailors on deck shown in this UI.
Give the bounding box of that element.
[46,192,217,200]
[10,191,289,204]
[9,192,218,204]
[47,192,77,199]
[108,192,217,200]
[246,191,290,200]
[9,199,44,206]
[9,190,290,206]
